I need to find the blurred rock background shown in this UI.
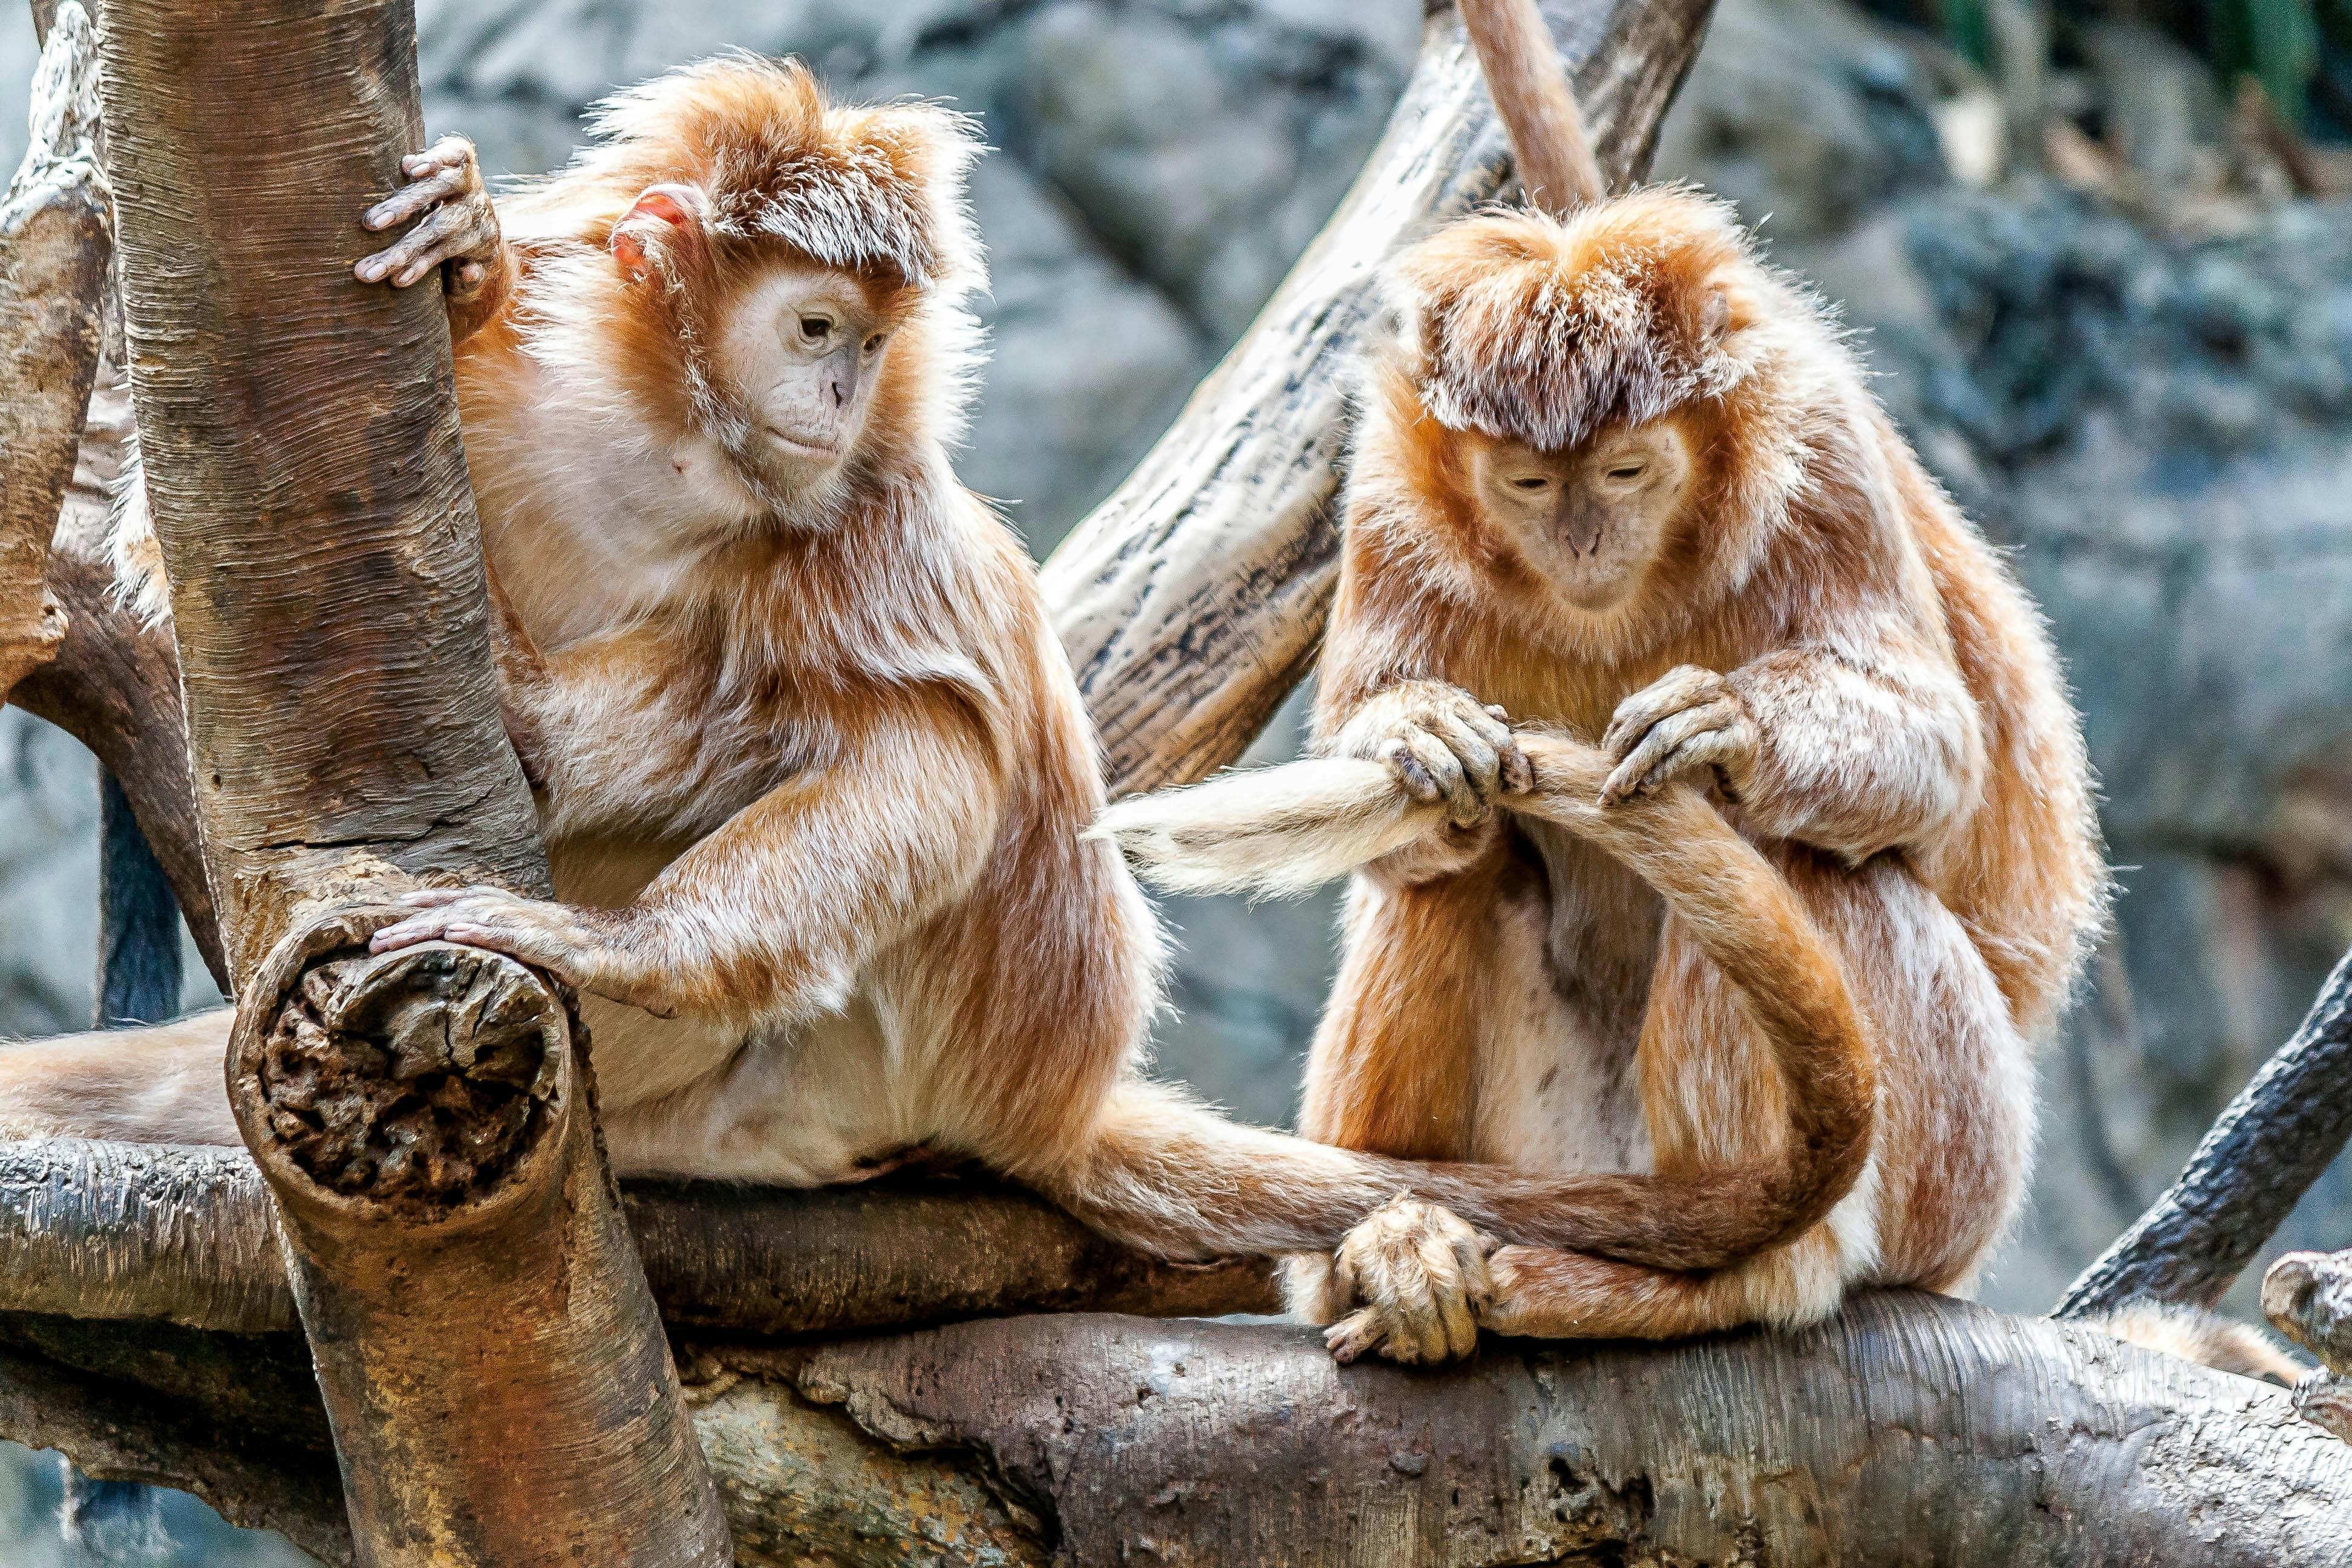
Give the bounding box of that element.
[8,0,2352,1555]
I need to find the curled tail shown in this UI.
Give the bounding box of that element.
[1085,733,1878,1272]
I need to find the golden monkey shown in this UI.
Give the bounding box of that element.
[1,59,1881,1270]
[1102,186,2107,1359]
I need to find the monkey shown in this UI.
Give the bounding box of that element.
[1098,184,2111,1361]
[0,57,1892,1275]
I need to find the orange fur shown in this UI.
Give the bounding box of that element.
[1293,189,2103,1350]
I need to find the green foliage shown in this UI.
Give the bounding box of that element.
[2216,0,2322,118]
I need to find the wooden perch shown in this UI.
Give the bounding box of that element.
[0,1137,1276,1337]
[0,2,106,706]
[1041,0,1715,797]
[5,1292,2350,1567]
[2057,942,2352,1320]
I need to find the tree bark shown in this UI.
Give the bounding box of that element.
[0,1,105,706]
[97,1,727,1560]
[13,368,229,988]
[2056,944,2352,1320]
[0,1138,1276,1336]
[7,1291,2352,1567]
[1040,0,1716,797]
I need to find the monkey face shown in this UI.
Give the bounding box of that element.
[710,258,900,502]
[1466,421,1694,612]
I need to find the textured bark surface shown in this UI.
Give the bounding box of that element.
[0,2,105,705]
[2056,944,2352,1319]
[8,1292,2352,1567]
[98,1,728,1560]
[1040,0,1716,797]
[0,1137,1275,1336]
[13,370,227,987]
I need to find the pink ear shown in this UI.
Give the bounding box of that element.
[610,183,707,282]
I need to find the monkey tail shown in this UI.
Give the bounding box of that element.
[1087,733,1878,1271]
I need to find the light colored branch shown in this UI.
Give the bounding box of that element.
[1041,0,1716,797]
[0,1,106,705]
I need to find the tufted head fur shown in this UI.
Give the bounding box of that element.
[1385,188,1756,452]
[515,54,984,301]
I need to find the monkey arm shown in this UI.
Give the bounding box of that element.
[1720,622,1987,862]
[371,684,1005,1027]
[1603,616,1985,864]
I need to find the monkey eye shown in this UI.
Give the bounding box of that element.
[1604,463,1646,482]
[863,331,887,355]
[1510,476,1550,491]
[796,314,834,347]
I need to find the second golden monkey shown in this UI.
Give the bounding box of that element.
[1106,188,2106,1359]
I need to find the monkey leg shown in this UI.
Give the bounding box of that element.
[0,1008,236,1144]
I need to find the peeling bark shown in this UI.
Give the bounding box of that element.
[2057,944,2352,1320]
[0,2,106,705]
[1040,0,1715,797]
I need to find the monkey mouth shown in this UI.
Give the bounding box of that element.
[763,428,840,462]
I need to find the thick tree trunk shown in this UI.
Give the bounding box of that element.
[1042,0,1716,796]
[0,2,105,705]
[2057,944,2352,1319]
[96,1,727,1561]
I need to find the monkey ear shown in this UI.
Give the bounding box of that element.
[1698,285,1733,345]
[610,182,709,283]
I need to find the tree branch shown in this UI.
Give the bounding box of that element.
[2056,943,2352,1320]
[0,1,106,705]
[8,1292,2352,1567]
[1040,0,1716,797]
[0,1138,1276,1337]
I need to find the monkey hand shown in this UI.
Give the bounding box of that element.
[1334,681,1534,829]
[367,887,681,1018]
[1322,1195,1495,1366]
[356,136,503,298]
[1600,665,1759,806]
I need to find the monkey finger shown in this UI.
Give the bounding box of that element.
[402,136,477,179]
[1457,699,1517,754]
[361,163,472,233]
[1601,701,1734,805]
[1427,711,1504,805]
[1385,740,1441,805]
[1401,728,1480,828]
[1325,1310,1385,1365]
[1497,735,1536,795]
[1601,665,1725,760]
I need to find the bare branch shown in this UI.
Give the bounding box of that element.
[2056,943,2352,1320]
[1460,0,1607,214]
[0,1,107,705]
[0,1137,1275,1336]
[11,372,229,988]
[1043,0,1716,797]
[11,1292,2352,1566]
